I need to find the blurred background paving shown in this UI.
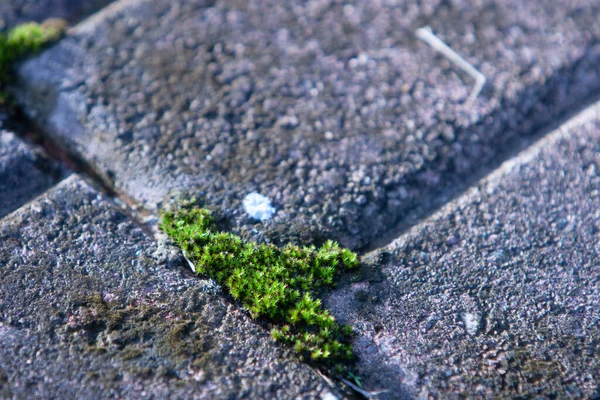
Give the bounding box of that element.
[0,0,599,398]
[14,0,600,248]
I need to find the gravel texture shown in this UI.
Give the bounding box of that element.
[0,130,63,218]
[324,103,600,398]
[0,0,113,29]
[14,0,600,249]
[0,175,335,399]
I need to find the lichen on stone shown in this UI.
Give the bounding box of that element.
[160,208,359,365]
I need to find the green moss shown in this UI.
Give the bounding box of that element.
[0,19,66,102]
[160,208,359,365]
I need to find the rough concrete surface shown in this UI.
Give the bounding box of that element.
[325,105,600,398]
[0,130,63,218]
[0,0,113,29]
[0,175,336,399]
[14,0,600,249]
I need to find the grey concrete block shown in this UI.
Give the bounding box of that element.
[0,0,113,29]
[0,175,334,399]
[0,130,63,218]
[325,104,600,398]
[14,0,600,249]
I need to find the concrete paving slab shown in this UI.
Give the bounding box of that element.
[14,0,600,249]
[0,130,63,218]
[0,0,113,29]
[325,104,600,397]
[0,175,335,399]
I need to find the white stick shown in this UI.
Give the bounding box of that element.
[341,379,389,399]
[182,251,196,273]
[416,26,486,105]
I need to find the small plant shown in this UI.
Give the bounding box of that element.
[0,19,66,102]
[160,208,359,365]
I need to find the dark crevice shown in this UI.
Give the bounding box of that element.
[2,105,155,238]
[362,90,600,254]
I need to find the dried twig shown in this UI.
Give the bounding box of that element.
[313,368,335,388]
[341,379,389,399]
[416,26,486,105]
[182,251,196,272]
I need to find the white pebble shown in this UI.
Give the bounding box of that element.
[463,312,480,336]
[243,192,276,221]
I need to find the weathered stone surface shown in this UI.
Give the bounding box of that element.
[0,0,113,29]
[0,130,63,218]
[325,104,600,398]
[18,0,600,247]
[0,175,335,399]
[14,0,600,250]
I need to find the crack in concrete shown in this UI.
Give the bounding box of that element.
[3,105,155,238]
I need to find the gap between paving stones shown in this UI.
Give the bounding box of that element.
[5,105,156,237]
[0,0,117,217]
[365,90,600,252]
[0,129,65,218]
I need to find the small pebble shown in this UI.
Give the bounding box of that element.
[243,192,276,221]
[278,115,299,129]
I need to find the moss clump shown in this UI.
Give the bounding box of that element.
[161,208,359,364]
[0,20,66,102]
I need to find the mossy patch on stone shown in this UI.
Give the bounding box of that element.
[0,19,66,102]
[160,208,359,365]
[64,293,216,380]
